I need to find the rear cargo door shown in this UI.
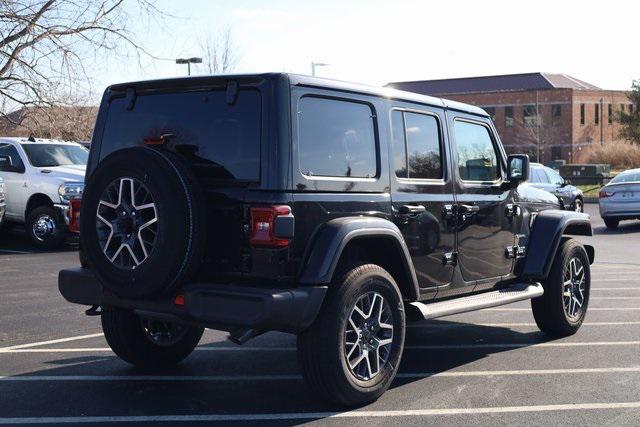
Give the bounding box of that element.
[97,81,265,280]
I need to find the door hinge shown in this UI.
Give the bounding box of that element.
[505,203,521,218]
[442,252,458,266]
[505,245,526,259]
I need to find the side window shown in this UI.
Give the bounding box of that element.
[453,121,500,182]
[391,110,442,180]
[546,168,564,185]
[531,168,547,183]
[0,144,25,172]
[298,97,377,178]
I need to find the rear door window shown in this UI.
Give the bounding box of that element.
[101,89,262,182]
[297,97,377,178]
[391,111,442,180]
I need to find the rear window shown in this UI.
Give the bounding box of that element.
[297,97,377,178]
[100,89,261,182]
[610,171,640,184]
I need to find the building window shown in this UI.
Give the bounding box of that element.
[630,104,634,114]
[595,104,599,125]
[523,105,537,127]
[505,106,514,127]
[551,104,562,124]
[551,146,562,160]
[298,96,377,178]
[484,107,496,122]
[608,104,613,124]
[620,104,626,113]
[580,104,585,125]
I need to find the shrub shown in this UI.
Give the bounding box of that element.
[576,141,640,170]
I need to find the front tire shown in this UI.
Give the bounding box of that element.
[297,264,406,407]
[604,218,619,229]
[573,198,583,213]
[532,239,590,337]
[102,306,203,368]
[26,206,65,249]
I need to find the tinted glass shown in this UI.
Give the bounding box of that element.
[391,111,407,177]
[0,144,24,170]
[22,144,88,167]
[298,97,376,178]
[610,171,640,183]
[101,89,262,182]
[404,113,441,179]
[454,121,499,182]
[545,167,564,185]
[531,167,549,184]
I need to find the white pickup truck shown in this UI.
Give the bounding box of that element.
[0,137,87,248]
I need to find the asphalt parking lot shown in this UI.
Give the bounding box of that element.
[1,203,640,425]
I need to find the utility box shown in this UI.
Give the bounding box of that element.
[559,164,611,185]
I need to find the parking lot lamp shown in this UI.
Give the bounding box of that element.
[176,57,203,76]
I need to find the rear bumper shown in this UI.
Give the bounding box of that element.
[599,200,640,219]
[58,268,326,333]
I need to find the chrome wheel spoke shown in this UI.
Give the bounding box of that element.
[96,177,158,270]
[562,256,587,319]
[344,291,394,381]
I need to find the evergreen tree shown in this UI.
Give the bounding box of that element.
[618,80,640,143]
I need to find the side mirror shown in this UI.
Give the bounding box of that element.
[507,154,529,184]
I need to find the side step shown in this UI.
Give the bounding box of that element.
[409,282,543,320]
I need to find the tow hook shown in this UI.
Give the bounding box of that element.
[85,305,102,316]
[227,328,265,345]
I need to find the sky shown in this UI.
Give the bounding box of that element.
[90,0,639,94]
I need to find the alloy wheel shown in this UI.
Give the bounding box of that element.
[562,257,586,319]
[32,214,56,241]
[141,318,188,346]
[344,291,394,381]
[574,199,583,213]
[96,177,158,269]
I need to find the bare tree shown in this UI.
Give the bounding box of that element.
[513,105,566,162]
[199,28,239,74]
[0,0,164,123]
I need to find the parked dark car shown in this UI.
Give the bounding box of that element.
[529,163,584,212]
[59,73,594,406]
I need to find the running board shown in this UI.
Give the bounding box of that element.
[409,282,543,320]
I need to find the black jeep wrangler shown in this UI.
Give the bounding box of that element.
[59,73,594,406]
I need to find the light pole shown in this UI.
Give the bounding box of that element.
[176,57,203,76]
[311,62,330,77]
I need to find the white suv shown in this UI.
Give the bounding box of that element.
[0,137,87,248]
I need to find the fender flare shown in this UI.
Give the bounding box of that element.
[520,210,593,280]
[299,216,420,300]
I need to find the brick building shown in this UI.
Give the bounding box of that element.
[387,73,631,163]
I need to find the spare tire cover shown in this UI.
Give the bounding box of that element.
[81,147,206,299]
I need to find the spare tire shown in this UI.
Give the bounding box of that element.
[80,147,206,299]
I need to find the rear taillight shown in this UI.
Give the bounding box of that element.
[69,198,81,233]
[250,205,292,248]
[599,189,613,198]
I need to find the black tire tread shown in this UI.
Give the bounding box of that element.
[101,306,203,368]
[531,238,590,337]
[297,264,405,406]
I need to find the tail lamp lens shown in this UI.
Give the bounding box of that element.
[250,205,291,248]
[69,199,81,233]
[599,190,613,198]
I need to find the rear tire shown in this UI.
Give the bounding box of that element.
[532,239,590,337]
[26,206,65,249]
[101,306,203,368]
[297,264,405,407]
[604,218,619,229]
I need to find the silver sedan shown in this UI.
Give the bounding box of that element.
[599,168,640,229]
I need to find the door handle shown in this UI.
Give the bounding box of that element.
[458,204,479,214]
[398,204,426,215]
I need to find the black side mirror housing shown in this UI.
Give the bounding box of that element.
[507,154,529,185]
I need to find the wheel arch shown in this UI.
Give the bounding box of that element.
[520,209,593,280]
[25,193,54,217]
[298,216,420,301]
